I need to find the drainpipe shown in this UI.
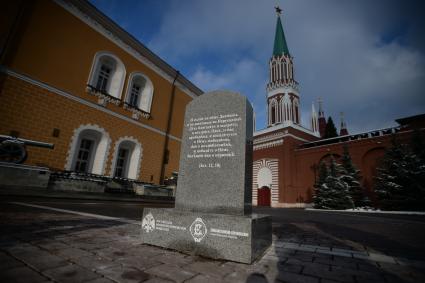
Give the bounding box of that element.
[159,71,179,184]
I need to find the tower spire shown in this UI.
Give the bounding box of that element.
[273,6,290,57]
[317,98,327,138]
[340,112,349,136]
[311,102,319,134]
[318,97,324,118]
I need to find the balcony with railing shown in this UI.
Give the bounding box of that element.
[86,84,121,106]
[85,84,151,120]
[123,102,151,120]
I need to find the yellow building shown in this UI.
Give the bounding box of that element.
[0,0,203,184]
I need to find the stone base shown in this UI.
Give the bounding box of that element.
[141,208,271,264]
[49,179,105,193]
[0,162,50,189]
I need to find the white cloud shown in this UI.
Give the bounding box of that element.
[149,0,273,60]
[190,59,263,92]
[146,0,425,133]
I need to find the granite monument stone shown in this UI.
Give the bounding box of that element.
[141,91,271,263]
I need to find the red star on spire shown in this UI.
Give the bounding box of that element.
[275,6,282,16]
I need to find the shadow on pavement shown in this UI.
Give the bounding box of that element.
[267,222,421,283]
[0,202,129,251]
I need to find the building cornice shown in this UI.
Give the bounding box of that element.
[54,0,203,99]
[254,132,286,145]
[267,86,299,98]
[253,129,310,150]
[253,139,284,150]
[267,81,299,93]
[1,66,182,142]
[255,122,319,138]
[296,126,420,152]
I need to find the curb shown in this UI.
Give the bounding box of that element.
[305,208,425,215]
[0,187,175,204]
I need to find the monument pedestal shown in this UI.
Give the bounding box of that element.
[142,208,271,263]
[141,91,272,263]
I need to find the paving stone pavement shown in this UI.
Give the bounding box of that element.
[1,207,425,283]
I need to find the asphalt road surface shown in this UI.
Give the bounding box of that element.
[1,195,424,261]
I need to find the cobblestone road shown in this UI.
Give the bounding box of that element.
[1,201,424,283]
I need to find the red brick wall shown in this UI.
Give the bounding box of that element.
[254,128,418,205]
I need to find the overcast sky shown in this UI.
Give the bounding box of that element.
[90,0,425,133]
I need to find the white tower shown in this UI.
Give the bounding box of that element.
[267,7,300,128]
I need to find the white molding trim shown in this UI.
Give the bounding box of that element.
[54,0,198,100]
[254,130,310,145]
[65,124,111,174]
[109,136,143,179]
[253,139,283,150]
[252,159,279,206]
[1,67,182,142]
[267,85,299,98]
[254,132,286,145]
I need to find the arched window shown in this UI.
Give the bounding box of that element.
[125,72,154,113]
[295,105,299,124]
[290,63,294,80]
[293,99,300,124]
[88,51,126,99]
[277,61,281,81]
[279,97,285,122]
[284,103,288,121]
[110,137,143,179]
[270,100,277,125]
[280,62,284,81]
[65,124,111,175]
[282,95,291,122]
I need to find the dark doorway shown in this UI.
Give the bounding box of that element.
[257,186,271,207]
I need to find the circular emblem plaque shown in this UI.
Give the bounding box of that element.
[190,217,207,242]
[142,213,155,233]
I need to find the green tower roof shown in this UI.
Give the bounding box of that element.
[273,16,290,56]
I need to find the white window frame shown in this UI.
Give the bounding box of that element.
[109,136,143,180]
[65,124,111,175]
[124,72,154,113]
[87,51,126,99]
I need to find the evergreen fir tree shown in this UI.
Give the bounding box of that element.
[314,157,353,209]
[411,129,425,160]
[373,137,425,210]
[325,157,354,209]
[340,145,370,207]
[313,162,329,208]
[324,117,338,139]
[407,130,425,210]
